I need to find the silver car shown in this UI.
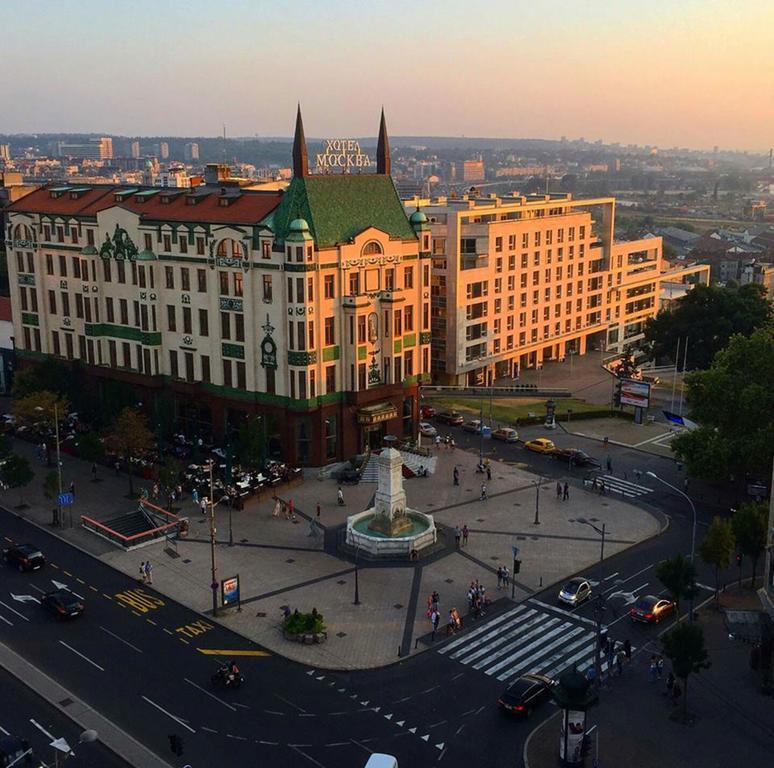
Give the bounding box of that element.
[558,577,591,607]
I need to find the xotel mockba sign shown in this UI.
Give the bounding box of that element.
[315,139,372,171]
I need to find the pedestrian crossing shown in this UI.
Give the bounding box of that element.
[593,474,653,498]
[437,601,622,682]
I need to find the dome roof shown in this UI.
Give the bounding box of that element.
[289,218,309,233]
[409,209,428,224]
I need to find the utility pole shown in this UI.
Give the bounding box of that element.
[678,337,689,416]
[670,337,681,412]
[533,478,542,525]
[208,461,218,617]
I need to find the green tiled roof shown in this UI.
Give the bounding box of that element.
[267,175,417,247]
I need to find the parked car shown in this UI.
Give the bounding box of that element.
[2,544,45,572]
[558,577,591,607]
[497,673,557,717]
[491,427,519,443]
[552,447,600,467]
[524,438,556,454]
[42,590,84,620]
[419,422,437,437]
[0,736,44,768]
[629,595,676,624]
[420,405,437,418]
[437,411,464,426]
[462,419,485,434]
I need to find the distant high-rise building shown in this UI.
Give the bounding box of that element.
[56,137,113,160]
[130,141,141,159]
[160,141,169,160]
[155,166,190,188]
[456,160,485,182]
[0,145,10,162]
[184,142,199,162]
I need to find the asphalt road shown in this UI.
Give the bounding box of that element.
[0,666,130,768]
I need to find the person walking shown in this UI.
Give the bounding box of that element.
[665,672,675,698]
[563,482,569,501]
[454,525,461,548]
[480,483,487,501]
[486,464,492,482]
[91,463,98,482]
[496,566,503,590]
[69,480,76,498]
[649,656,659,682]
[606,456,612,473]
[337,486,345,506]
[272,496,281,517]
[623,638,632,662]
[201,497,209,515]
[462,524,469,546]
[288,498,295,520]
[453,466,460,486]
[431,590,439,613]
[557,481,562,499]
[502,566,510,590]
[316,502,321,519]
[192,488,199,506]
[144,560,153,585]
[599,479,606,495]
[615,648,625,676]
[114,459,121,475]
[430,609,440,640]
[656,655,664,679]
[139,561,146,584]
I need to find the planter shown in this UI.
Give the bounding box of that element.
[283,629,328,645]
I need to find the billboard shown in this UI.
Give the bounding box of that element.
[620,378,651,408]
[221,575,240,609]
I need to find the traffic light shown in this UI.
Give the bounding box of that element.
[168,734,183,757]
[513,559,522,574]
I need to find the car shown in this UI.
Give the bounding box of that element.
[436,410,464,426]
[2,544,45,572]
[558,577,591,607]
[42,590,84,620]
[0,735,44,768]
[419,422,437,437]
[492,427,519,442]
[629,595,676,624]
[552,447,600,467]
[420,405,436,418]
[462,419,485,433]
[497,673,556,716]
[524,438,556,454]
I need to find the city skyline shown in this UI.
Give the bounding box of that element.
[2,0,771,153]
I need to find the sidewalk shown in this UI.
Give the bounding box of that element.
[524,589,774,768]
[2,436,661,670]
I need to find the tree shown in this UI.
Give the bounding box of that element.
[158,456,182,510]
[1,454,34,507]
[13,390,69,431]
[643,283,771,369]
[112,408,154,496]
[43,471,59,501]
[662,623,710,722]
[671,327,774,483]
[656,554,697,610]
[76,431,105,466]
[700,517,735,605]
[731,503,768,588]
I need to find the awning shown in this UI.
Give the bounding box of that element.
[357,402,398,426]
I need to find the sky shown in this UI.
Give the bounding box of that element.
[2,0,772,152]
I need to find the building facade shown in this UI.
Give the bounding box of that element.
[412,192,708,385]
[4,110,430,465]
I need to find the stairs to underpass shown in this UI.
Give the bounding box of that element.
[102,510,157,538]
[83,505,179,549]
[359,450,437,483]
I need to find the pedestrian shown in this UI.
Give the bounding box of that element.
[606,456,612,473]
[615,648,625,676]
[480,483,487,501]
[486,464,491,482]
[337,486,344,506]
[435,434,442,450]
[91,462,97,481]
[563,482,569,501]
[201,497,208,515]
[316,502,321,519]
[431,590,439,613]
[144,560,153,585]
[649,655,658,682]
[496,566,503,590]
[591,476,598,492]
[152,482,159,500]
[272,496,281,517]
[656,655,664,679]
[606,639,615,670]
[671,681,682,706]
[462,524,469,546]
[557,481,562,499]
[453,466,460,486]
[114,459,120,476]
[599,479,606,495]
[176,483,183,501]
[288,498,295,520]
[623,638,631,662]
[450,437,455,450]
[665,672,675,698]
[69,480,76,498]
[430,609,440,640]
[502,566,510,590]
[454,525,461,548]
[192,488,199,505]
[634,468,641,482]
[139,561,146,584]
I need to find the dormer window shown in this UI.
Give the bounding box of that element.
[362,241,383,256]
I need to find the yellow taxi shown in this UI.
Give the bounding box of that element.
[523,438,556,454]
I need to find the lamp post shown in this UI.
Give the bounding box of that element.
[646,471,697,622]
[36,402,63,527]
[353,543,360,605]
[533,477,544,525]
[205,460,218,617]
[576,518,606,688]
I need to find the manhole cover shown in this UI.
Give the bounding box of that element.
[589,517,599,522]
[476,517,485,522]
[393,603,403,610]
[465,488,473,492]
[59,697,73,707]
[490,556,499,561]
[531,536,539,541]
[240,538,249,543]
[337,580,347,585]
[602,503,609,507]
[336,631,347,638]
[286,558,295,564]
[445,578,454,584]
[513,502,521,507]
[516,536,526,541]
[182,559,192,564]
[255,611,266,618]
[426,503,435,507]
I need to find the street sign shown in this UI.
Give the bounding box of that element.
[221,575,240,610]
[58,492,74,506]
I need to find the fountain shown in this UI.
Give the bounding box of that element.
[345,438,437,558]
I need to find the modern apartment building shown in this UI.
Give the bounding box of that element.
[184,142,200,163]
[4,110,431,465]
[411,192,709,385]
[56,137,113,160]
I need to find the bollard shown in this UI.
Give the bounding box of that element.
[540,576,543,587]
[415,638,419,649]
[398,645,402,657]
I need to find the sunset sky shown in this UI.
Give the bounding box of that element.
[3,0,772,151]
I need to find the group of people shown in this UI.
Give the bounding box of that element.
[467,580,491,619]
[272,496,296,521]
[138,560,153,585]
[434,434,456,450]
[556,481,570,501]
[453,524,469,548]
[495,565,511,590]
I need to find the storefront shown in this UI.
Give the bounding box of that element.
[357,402,398,451]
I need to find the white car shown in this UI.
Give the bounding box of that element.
[558,577,591,607]
[419,422,437,437]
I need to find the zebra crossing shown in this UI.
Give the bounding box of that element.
[594,474,653,498]
[437,601,620,681]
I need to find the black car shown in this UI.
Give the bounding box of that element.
[497,673,556,716]
[0,735,44,768]
[42,590,84,620]
[552,448,600,467]
[2,544,45,572]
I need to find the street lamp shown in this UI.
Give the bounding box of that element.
[353,543,360,605]
[36,403,63,528]
[575,518,607,688]
[201,460,219,617]
[646,471,697,623]
[533,477,545,525]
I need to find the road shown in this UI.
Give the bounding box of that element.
[0,666,130,768]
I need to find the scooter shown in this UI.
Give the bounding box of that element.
[211,664,244,690]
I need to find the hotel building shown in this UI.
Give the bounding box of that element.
[411,193,709,385]
[4,110,431,465]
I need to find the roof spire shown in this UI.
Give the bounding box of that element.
[292,103,308,178]
[377,107,390,176]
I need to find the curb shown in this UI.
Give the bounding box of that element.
[522,709,561,768]
[0,640,172,768]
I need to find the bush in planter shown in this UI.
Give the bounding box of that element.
[283,608,325,637]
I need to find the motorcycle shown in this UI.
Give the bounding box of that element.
[211,664,244,690]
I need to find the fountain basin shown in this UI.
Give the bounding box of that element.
[346,509,436,557]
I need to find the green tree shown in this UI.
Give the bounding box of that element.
[158,456,182,510]
[699,516,735,604]
[662,623,710,722]
[671,327,774,482]
[731,503,768,588]
[42,471,60,501]
[76,431,105,466]
[643,283,771,369]
[656,554,697,610]
[13,390,69,430]
[112,408,154,496]
[1,454,35,507]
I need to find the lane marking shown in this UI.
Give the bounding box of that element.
[62,570,73,577]
[141,695,196,733]
[0,614,12,626]
[99,625,143,654]
[602,572,619,581]
[275,694,306,713]
[227,734,247,741]
[163,628,174,635]
[29,585,46,594]
[527,600,598,627]
[196,648,269,657]
[0,726,9,735]
[184,678,236,712]
[89,586,99,593]
[59,641,104,672]
[259,740,279,745]
[0,600,29,622]
[102,593,113,600]
[146,619,157,626]
[201,726,218,734]
[175,619,214,639]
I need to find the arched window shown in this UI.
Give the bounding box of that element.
[14,224,33,242]
[216,239,243,258]
[362,241,383,256]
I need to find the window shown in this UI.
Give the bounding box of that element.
[106,297,115,323]
[405,349,414,377]
[235,314,244,342]
[403,266,414,289]
[404,305,414,332]
[197,269,207,292]
[57,226,64,243]
[61,292,70,317]
[138,265,146,289]
[43,225,51,241]
[394,309,402,337]
[75,293,84,319]
[48,289,56,314]
[262,275,273,302]
[358,363,366,390]
[45,254,53,275]
[357,315,366,344]
[265,366,276,394]
[233,272,243,297]
[219,272,229,295]
[324,274,335,299]
[236,361,246,390]
[349,272,360,295]
[163,266,174,289]
[169,350,179,378]
[223,360,232,387]
[308,321,315,350]
[181,268,190,292]
[108,340,117,367]
[182,306,192,334]
[102,259,111,282]
[122,342,130,368]
[495,236,503,253]
[296,277,304,303]
[179,237,188,254]
[196,236,205,255]
[385,269,395,291]
[117,261,126,284]
[167,305,176,332]
[324,317,335,346]
[201,355,211,383]
[144,233,153,250]
[163,234,171,252]
[198,308,209,336]
[262,241,271,259]
[522,233,529,248]
[184,352,194,382]
[221,312,230,339]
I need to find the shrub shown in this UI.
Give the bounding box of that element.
[283,608,325,636]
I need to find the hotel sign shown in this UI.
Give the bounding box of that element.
[316,139,372,171]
